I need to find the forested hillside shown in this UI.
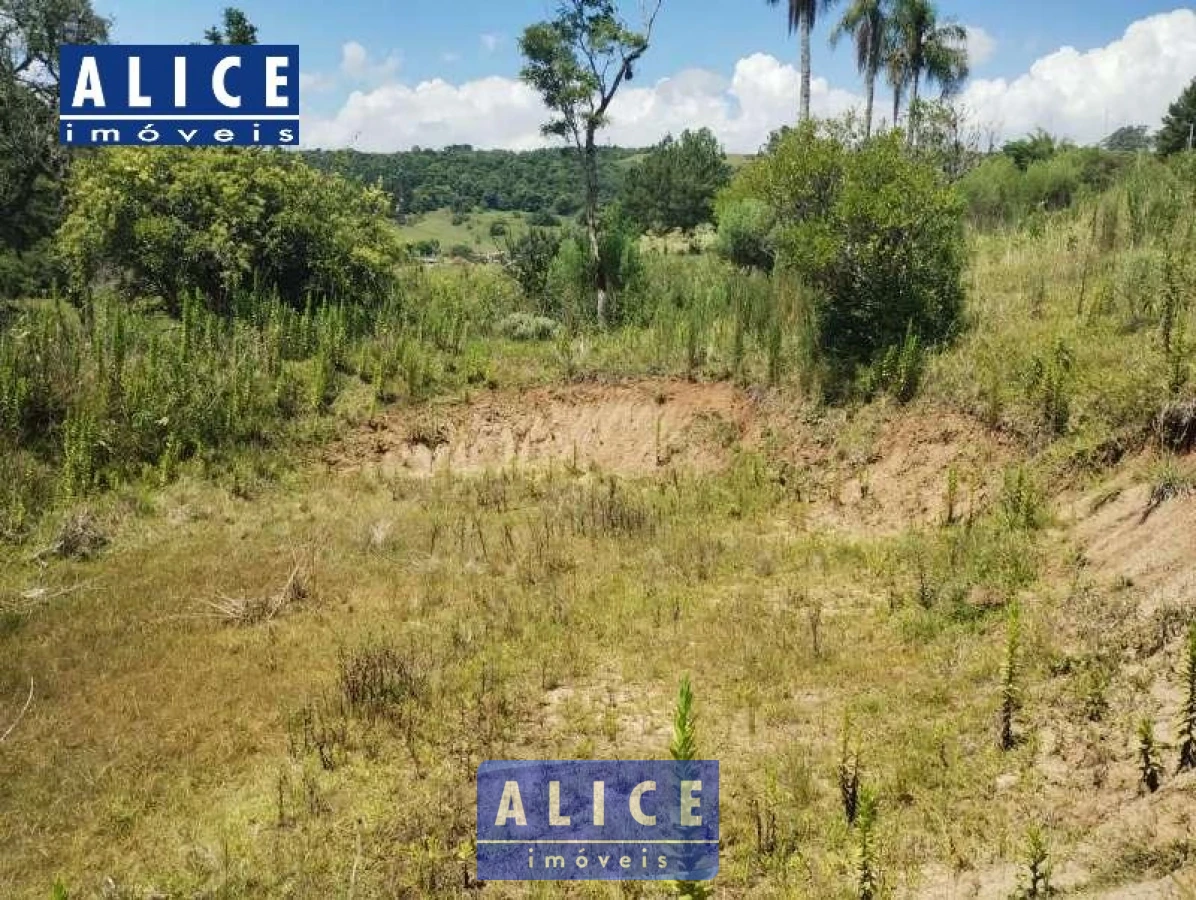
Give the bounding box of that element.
[300,145,643,217]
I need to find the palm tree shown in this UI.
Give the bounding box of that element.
[889,0,969,143]
[830,0,889,138]
[767,0,840,123]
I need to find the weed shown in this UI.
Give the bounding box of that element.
[1178,624,1196,773]
[1000,604,1022,751]
[1138,718,1163,793]
[1014,825,1054,898]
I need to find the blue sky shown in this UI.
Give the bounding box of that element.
[94,1,1196,151]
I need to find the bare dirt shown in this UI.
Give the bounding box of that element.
[329,378,755,478]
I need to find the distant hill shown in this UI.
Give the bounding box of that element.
[300,145,646,218]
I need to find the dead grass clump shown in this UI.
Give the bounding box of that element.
[204,559,311,626]
[1155,398,1196,454]
[34,508,108,561]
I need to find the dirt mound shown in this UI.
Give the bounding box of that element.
[331,379,756,477]
[1066,473,1196,616]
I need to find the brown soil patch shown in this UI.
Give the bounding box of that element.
[329,378,756,477]
[1065,474,1196,616]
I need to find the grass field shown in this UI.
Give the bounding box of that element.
[3,164,1196,898]
[396,209,559,255]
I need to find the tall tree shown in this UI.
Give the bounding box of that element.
[620,128,731,232]
[204,7,258,45]
[766,0,839,123]
[1157,77,1196,157]
[830,0,888,138]
[888,0,968,144]
[0,0,108,262]
[519,0,663,324]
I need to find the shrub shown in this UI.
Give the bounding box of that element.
[725,124,966,379]
[504,228,562,310]
[496,312,560,342]
[715,199,776,271]
[58,148,403,311]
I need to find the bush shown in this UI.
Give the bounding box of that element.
[725,123,966,377]
[715,199,776,271]
[528,209,560,227]
[503,228,562,309]
[497,312,561,341]
[58,148,403,311]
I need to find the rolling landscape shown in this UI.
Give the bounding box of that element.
[3,0,1196,897]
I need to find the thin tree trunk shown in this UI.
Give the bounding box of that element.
[583,130,606,325]
[864,66,876,139]
[892,85,901,131]
[907,72,921,146]
[799,19,812,122]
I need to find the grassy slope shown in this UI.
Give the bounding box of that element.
[3,208,1196,898]
[395,208,558,255]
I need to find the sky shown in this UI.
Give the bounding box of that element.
[96,1,1196,153]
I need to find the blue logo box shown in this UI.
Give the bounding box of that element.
[477,760,719,881]
[58,44,300,146]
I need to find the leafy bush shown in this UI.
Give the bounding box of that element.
[58,148,403,311]
[724,123,967,378]
[497,312,561,341]
[715,199,776,271]
[503,227,562,310]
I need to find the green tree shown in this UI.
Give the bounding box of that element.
[723,121,966,383]
[1100,125,1152,153]
[204,7,258,45]
[766,0,839,124]
[831,0,889,138]
[888,0,969,143]
[0,0,109,294]
[58,149,402,310]
[620,128,731,232]
[519,0,663,324]
[1157,77,1196,157]
[1002,129,1060,171]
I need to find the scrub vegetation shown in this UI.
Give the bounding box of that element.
[4,0,1196,898]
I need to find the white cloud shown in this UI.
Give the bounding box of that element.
[480,33,502,53]
[442,51,461,64]
[302,53,861,153]
[339,40,400,81]
[960,9,1196,144]
[302,10,1196,153]
[964,25,997,68]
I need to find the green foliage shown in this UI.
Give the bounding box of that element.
[725,123,966,381]
[497,312,561,342]
[0,0,109,297]
[1157,76,1196,158]
[715,199,776,272]
[301,145,635,217]
[669,675,698,762]
[621,129,732,232]
[1179,624,1196,773]
[1014,825,1054,898]
[1002,129,1063,172]
[504,228,563,309]
[203,7,258,44]
[1000,603,1022,751]
[854,787,879,900]
[58,148,403,309]
[1101,125,1153,153]
[1137,718,1162,793]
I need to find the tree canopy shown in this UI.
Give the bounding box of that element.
[1157,77,1196,157]
[619,128,731,232]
